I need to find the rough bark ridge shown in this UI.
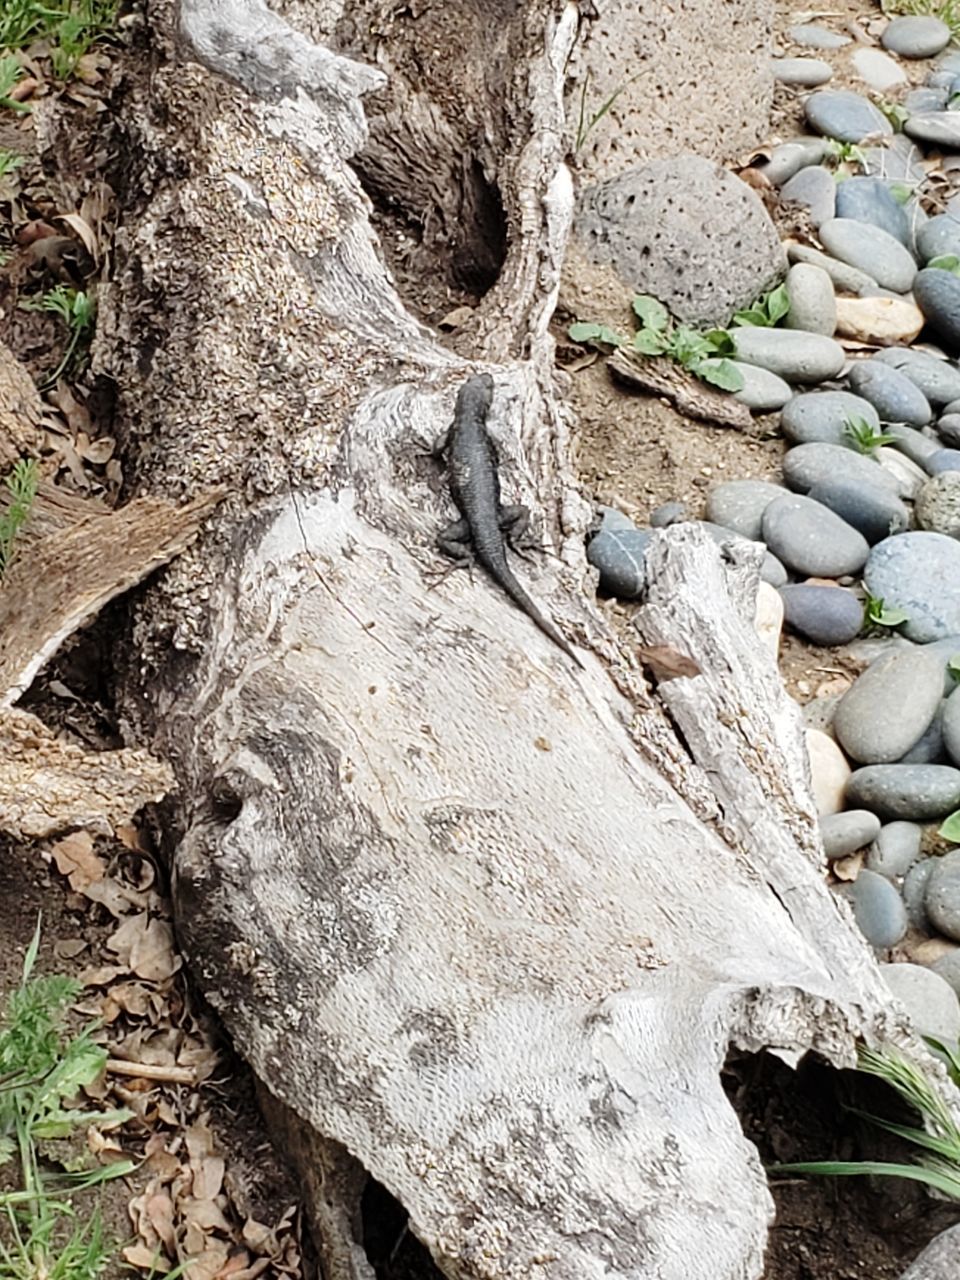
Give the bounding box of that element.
[100,2,911,1277]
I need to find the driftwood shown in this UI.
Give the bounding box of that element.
[86,1,920,1276]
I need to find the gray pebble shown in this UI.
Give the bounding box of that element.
[917,212,960,264]
[920,635,960,695]
[787,243,879,295]
[930,952,960,997]
[805,90,893,144]
[904,857,935,929]
[942,686,960,767]
[853,47,908,94]
[899,704,945,764]
[840,871,908,948]
[938,412,960,446]
[772,57,833,86]
[705,480,784,540]
[846,763,960,819]
[649,501,687,528]
[780,165,836,227]
[784,442,901,496]
[781,391,879,448]
[882,422,945,467]
[697,359,793,411]
[833,647,945,764]
[865,532,960,642]
[876,446,930,500]
[937,51,960,73]
[847,360,933,426]
[790,23,851,49]
[761,137,829,187]
[915,267,960,356]
[834,177,911,246]
[782,262,837,336]
[731,328,845,383]
[807,478,909,544]
[904,86,949,113]
[761,494,869,577]
[820,809,882,859]
[905,112,960,150]
[916,471,960,536]
[587,524,651,598]
[927,850,960,942]
[872,347,960,407]
[760,551,788,588]
[867,820,923,878]
[882,15,952,59]
[819,218,917,294]
[927,448,960,474]
[779,584,864,646]
[880,962,960,1041]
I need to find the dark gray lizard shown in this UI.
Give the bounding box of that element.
[434,373,584,670]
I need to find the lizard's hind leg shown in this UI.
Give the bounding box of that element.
[499,504,541,562]
[430,519,476,589]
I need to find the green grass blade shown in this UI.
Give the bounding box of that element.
[772,1159,960,1199]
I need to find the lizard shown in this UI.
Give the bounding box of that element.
[433,372,585,670]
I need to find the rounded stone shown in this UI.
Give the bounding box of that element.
[782,263,837,336]
[931,952,960,997]
[846,763,960,819]
[903,85,947,112]
[575,156,787,329]
[873,347,960,407]
[730,328,845,383]
[927,851,960,942]
[882,422,944,467]
[787,243,879,295]
[697,360,793,411]
[780,165,836,227]
[874,446,927,499]
[834,296,924,347]
[917,212,960,264]
[761,494,869,577]
[916,471,960,536]
[834,177,910,246]
[759,551,788,589]
[905,112,960,150]
[807,727,852,816]
[781,390,879,448]
[820,809,882,860]
[847,359,933,426]
[927,448,960,474]
[915,268,960,356]
[818,219,917,294]
[806,478,909,544]
[649,501,687,528]
[705,480,784,541]
[938,413,960,446]
[880,962,960,1041]
[754,580,784,657]
[943,686,960,767]
[866,821,923,879]
[853,48,909,94]
[900,705,946,764]
[904,858,935,930]
[840,871,908,948]
[783,442,901,496]
[772,57,833,86]
[864,532,960,642]
[790,23,851,49]
[833,647,946,764]
[587,525,651,598]
[779,584,864,646]
[762,137,829,187]
[922,635,960,694]
[882,15,952,59]
[805,90,893,144]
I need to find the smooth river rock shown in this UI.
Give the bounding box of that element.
[882,15,951,59]
[779,584,864,646]
[916,212,960,265]
[772,57,833,86]
[840,871,908,948]
[880,963,960,1041]
[780,165,836,226]
[926,850,960,943]
[864,532,960,642]
[833,647,945,763]
[731,328,845,383]
[783,442,901,496]
[942,685,960,767]
[848,359,933,426]
[866,820,923,879]
[806,727,852,816]
[905,112,960,150]
[807,478,909,544]
[818,219,917,294]
[790,23,850,49]
[761,494,869,577]
[780,390,879,447]
[834,296,924,347]
[805,90,893,143]
[787,243,878,295]
[834,177,910,246]
[846,763,960,819]
[706,480,784,540]
[820,809,882,860]
[761,137,828,187]
[783,262,837,336]
[915,268,960,356]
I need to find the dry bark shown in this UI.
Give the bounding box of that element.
[91,2,922,1277]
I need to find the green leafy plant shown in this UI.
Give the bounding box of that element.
[0,458,38,577]
[928,254,960,277]
[941,810,960,843]
[569,294,744,392]
[823,138,868,173]
[844,414,895,454]
[948,655,960,682]
[574,70,642,152]
[732,283,790,329]
[0,148,22,177]
[20,285,95,386]
[0,53,29,113]
[888,181,915,206]
[0,920,136,1279]
[863,591,909,631]
[771,1045,960,1199]
[877,98,910,131]
[0,0,117,78]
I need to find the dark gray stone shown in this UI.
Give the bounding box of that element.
[943,685,960,767]
[780,165,836,226]
[697,360,792,411]
[905,112,960,149]
[834,177,911,246]
[805,90,893,143]
[865,532,960,642]
[872,347,960,407]
[730,328,844,383]
[790,23,851,49]
[807,478,909,544]
[759,552,788,588]
[866,821,923,878]
[772,57,833,86]
[761,494,868,577]
[853,47,907,94]
[781,390,879,447]
[649,501,687,528]
[787,242,879,295]
[904,86,949,113]
[839,871,907,948]
[779,584,863,646]
[820,809,882,859]
[575,156,787,329]
[904,858,935,930]
[587,523,652,598]
[882,15,951,58]
[930,953,960,998]
[922,635,960,694]
[876,446,929,500]
[914,268,960,356]
[917,212,960,264]
[705,480,784,541]
[847,360,933,426]
[846,763,960,819]
[899,704,945,764]
[927,448,960,474]
[882,422,944,467]
[926,851,960,942]
[916,471,960,536]
[819,219,917,293]
[783,442,901,496]
[833,647,945,764]
[938,412,960,446]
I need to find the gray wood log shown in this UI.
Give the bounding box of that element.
[99,2,929,1276]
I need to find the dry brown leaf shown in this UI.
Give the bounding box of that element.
[833,852,863,882]
[241,1220,277,1254]
[48,381,92,437]
[107,980,156,1018]
[50,830,106,890]
[146,1189,177,1250]
[122,1242,168,1271]
[116,821,149,852]
[226,1258,272,1280]
[81,876,150,918]
[79,963,127,986]
[192,1154,225,1201]
[59,211,100,262]
[53,937,88,960]
[76,431,116,465]
[107,912,179,980]
[184,1197,231,1233]
[185,1120,215,1163]
[180,1242,230,1280]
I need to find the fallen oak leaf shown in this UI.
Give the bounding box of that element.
[50,829,106,890]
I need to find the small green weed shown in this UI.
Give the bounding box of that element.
[574,70,642,152]
[570,294,744,392]
[824,138,868,173]
[771,1045,960,1200]
[0,53,29,113]
[844,414,895,454]
[0,0,117,79]
[928,254,960,277]
[0,149,22,177]
[0,920,136,1280]
[0,458,39,577]
[877,98,910,131]
[862,591,909,631]
[732,282,790,329]
[20,285,95,387]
